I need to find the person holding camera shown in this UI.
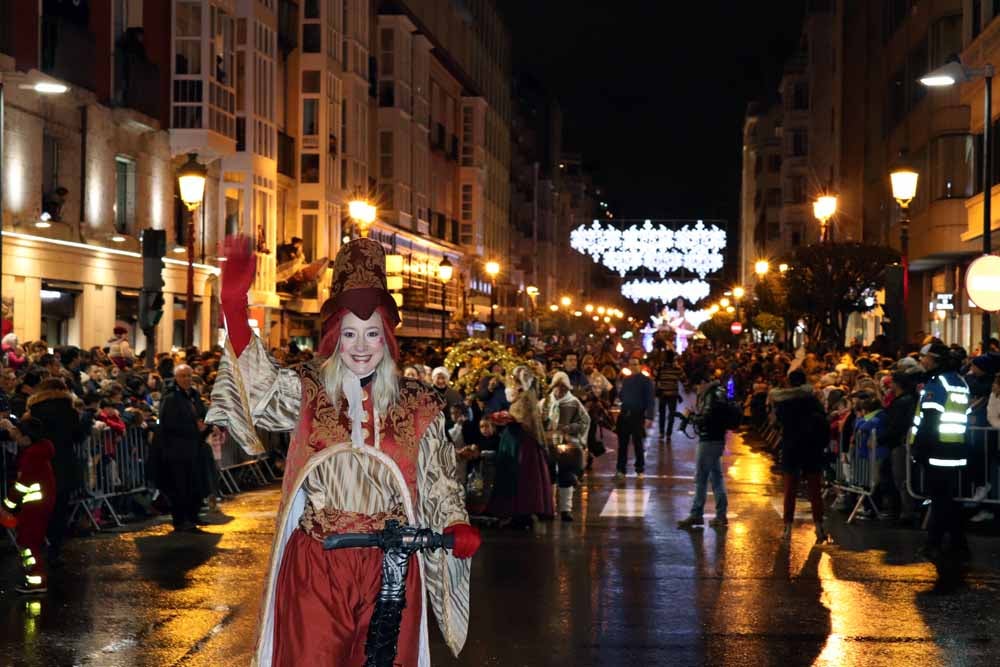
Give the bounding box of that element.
[677,373,730,529]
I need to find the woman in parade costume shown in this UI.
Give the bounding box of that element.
[486,366,554,526]
[205,236,479,667]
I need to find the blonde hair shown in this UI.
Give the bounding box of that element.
[322,345,400,417]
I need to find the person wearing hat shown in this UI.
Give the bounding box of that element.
[883,371,920,525]
[206,236,477,666]
[911,342,971,561]
[107,325,133,369]
[540,371,591,521]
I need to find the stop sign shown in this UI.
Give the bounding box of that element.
[730,321,743,335]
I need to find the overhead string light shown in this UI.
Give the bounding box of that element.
[620,278,711,304]
[570,219,727,278]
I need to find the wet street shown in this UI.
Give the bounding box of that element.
[4,428,1000,667]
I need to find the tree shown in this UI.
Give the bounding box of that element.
[699,312,737,345]
[753,312,784,341]
[785,242,900,347]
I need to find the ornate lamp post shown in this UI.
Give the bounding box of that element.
[177,153,207,347]
[437,257,453,350]
[485,260,500,340]
[813,194,838,243]
[890,156,918,348]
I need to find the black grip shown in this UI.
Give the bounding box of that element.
[323,533,379,550]
[441,532,455,550]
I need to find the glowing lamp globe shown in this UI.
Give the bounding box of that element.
[177,153,207,211]
[966,255,1000,311]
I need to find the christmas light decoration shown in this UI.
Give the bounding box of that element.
[570,219,726,278]
[620,278,711,304]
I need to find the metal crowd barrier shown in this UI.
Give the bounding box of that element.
[906,425,999,503]
[68,426,150,531]
[215,428,282,495]
[831,432,880,524]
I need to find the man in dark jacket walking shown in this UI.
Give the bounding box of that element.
[654,349,685,442]
[26,378,86,562]
[158,364,211,532]
[615,357,655,480]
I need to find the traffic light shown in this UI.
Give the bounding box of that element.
[140,229,166,332]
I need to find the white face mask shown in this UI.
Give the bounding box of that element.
[505,386,518,403]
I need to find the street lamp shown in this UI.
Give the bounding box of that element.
[437,257,453,350]
[813,194,838,242]
[778,263,789,274]
[485,260,500,340]
[754,259,770,277]
[890,155,919,347]
[921,56,995,346]
[1,73,68,304]
[733,286,745,300]
[560,295,572,308]
[177,153,207,348]
[720,297,730,308]
[348,198,377,238]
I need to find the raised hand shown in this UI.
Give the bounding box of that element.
[221,235,257,299]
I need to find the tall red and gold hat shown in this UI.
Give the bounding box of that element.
[320,237,401,331]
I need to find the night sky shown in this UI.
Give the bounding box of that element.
[500,1,805,230]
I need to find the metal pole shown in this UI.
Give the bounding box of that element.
[0,80,5,309]
[185,209,196,347]
[900,205,909,350]
[440,280,447,351]
[984,72,994,348]
[489,278,497,341]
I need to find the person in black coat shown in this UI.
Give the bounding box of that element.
[885,371,920,524]
[26,377,87,561]
[158,364,212,532]
[771,370,828,541]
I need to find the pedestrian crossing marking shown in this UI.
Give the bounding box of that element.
[600,489,651,517]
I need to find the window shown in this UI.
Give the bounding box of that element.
[931,134,975,200]
[115,156,136,234]
[765,188,781,207]
[792,129,808,157]
[301,214,317,261]
[304,0,320,19]
[302,70,321,93]
[789,175,806,203]
[380,28,394,77]
[766,222,780,240]
[906,40,928,109]
[303,99,319,135]
[303,24,321,52]
[974,0,983,38]
[461,184,473,221]
[768,155,782,172]
[379,131,393,179]
[175,1,202,74]
[792,82,809,110]
[931,16,962,68]
[301,154,320,183]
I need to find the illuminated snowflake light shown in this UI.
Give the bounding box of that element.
[570,219,727,278]
[621,279,711,304]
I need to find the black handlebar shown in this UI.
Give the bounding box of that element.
[323,520,455,553]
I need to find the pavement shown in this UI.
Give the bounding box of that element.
[3,424,1000,666]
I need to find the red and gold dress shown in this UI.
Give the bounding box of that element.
[206,336,471,667]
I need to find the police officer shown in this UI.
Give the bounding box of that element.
[910,343,971,561]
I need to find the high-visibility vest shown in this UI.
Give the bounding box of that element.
[910,371,970,467]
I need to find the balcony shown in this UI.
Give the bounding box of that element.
[278,0,299,56]
[379,81,395,108]
[41,14,96,92]
[278,131,295,178]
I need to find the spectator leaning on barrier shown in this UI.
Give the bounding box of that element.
[911,343,971,562]
[884,371,920,526]
[26,378,85,564]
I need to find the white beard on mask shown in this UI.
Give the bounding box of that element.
[505,385,518,403]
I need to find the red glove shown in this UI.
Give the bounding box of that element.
[0,507,17,529]
[220,235,257,357]
[444,523,481,559]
